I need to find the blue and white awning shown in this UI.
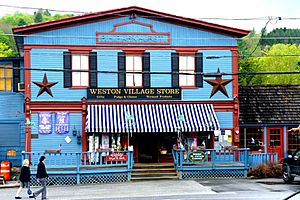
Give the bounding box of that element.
[86,104,220,133]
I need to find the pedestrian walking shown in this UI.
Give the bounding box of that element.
[15,159,32,199]
[32,156,48,200]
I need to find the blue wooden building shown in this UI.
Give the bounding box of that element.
[0,57,24,166]
[13,6,253,183]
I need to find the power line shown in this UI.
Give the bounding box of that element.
[0,4,85,14]
[1,65,299,76]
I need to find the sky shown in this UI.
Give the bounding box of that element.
[0,0,299,32]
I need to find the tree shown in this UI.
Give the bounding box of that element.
[251,44,300,84]
[34,12,43,23]
[0,42,14,57]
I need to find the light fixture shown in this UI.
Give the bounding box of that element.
[72,126,77,136]
[77,131,82,144]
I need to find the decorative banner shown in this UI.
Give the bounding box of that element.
[87,88,181,100]
[55,112,69,134]
[38,112,52,134]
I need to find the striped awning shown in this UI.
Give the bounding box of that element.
[86,104,220,133]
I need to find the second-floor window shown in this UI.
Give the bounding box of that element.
[126,55,143,87]
[0,63,12,91]
[72,54,89,87]
[179,55,195,87]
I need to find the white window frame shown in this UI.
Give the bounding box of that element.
[126,55,143,87]
[179,55,195,87]
[72,54,89,87]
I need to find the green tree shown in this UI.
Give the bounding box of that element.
[251,44,300,84]
[0,42,14,57]
[34,12,43,23]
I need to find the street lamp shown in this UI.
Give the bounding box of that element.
[125,113,134,147]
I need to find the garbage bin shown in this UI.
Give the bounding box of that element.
[0,160,11,181]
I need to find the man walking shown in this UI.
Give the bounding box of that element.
[32,156,48,199]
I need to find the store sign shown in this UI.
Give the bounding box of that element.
[106,152,128,162]
[87,88,181,100]
[188,151,207,162]
[55,112,69,134]
[38,112,52,134]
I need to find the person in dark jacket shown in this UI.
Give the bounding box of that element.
[15,159,31,199]
[32,156,48,200]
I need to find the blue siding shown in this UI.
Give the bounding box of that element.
[30,48,86,101]
[25,16,236,46]
[147,50,174,87]
[216,112,233,128]
[31,112,82,153]
[0,93,24,166]
[95,50,120,88]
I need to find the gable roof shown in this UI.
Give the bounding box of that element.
[13,6,249,37]
[239,85,300,125]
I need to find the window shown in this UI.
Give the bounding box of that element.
[126,55,143,87]
[179,55,195,87]
[72,54,89,87]
[0,63,12,91]
[288,126,300,153]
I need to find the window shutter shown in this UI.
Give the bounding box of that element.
[89,52,97,88]
[12,60,20,92]
[63,52,72,88]
[195,52,203,88]
[143,52,150,87]
[171,53,179,88]
[118,52,126,88]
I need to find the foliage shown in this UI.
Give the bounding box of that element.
[260,28,300,46]
[248,162,282,178]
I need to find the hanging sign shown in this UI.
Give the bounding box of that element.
[55,112,69,134]
[106,152,128,162]
[188,151,207,162]
[38,112,52,134]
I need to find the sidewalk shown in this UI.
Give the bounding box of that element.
[0,180,19,188]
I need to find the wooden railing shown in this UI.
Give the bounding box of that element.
[172,148,278,170]
[22,151,134,170]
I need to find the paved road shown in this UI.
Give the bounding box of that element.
[1,178,299,200]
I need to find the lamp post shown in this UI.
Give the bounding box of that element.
[126,113,134,147]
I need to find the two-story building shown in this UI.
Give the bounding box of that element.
[13,6,249,163]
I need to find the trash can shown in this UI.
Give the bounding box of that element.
[0,160,11,181]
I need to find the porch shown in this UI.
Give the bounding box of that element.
[22,148,278,185]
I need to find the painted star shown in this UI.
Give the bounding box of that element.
[33,73,58,97]
[204,68,233,98]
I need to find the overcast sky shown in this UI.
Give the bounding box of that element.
[0,0,299,32]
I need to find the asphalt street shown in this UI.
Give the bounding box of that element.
[1,178,299,200]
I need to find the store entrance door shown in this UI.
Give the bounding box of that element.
[133,133,177,163]
[267,128,284,159]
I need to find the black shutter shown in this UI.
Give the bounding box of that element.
[89,52,97,88]
[12,60,20,92]
[63,52,72,88]
[143,52,150,88]
[118,52,126,88]
[171,53,179,88]
[195,52,203,88]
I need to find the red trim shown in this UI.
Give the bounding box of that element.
[24,44,238,51]
[24,50,31,152]
[177,50,197,54]
[123,50,145,54]
[70,50,91,54]
[30,101,82,112]
[96,20,170,45]
[70,86,89,89]
[13,6,249,37]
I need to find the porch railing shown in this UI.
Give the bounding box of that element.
[248,153,278,168]
[172,148,250,170]
[22,151,134,170]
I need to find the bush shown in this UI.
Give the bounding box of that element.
[248,162,282,178]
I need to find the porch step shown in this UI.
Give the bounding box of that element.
[131,163,178,181]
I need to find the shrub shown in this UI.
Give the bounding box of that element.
[248,162,282,178]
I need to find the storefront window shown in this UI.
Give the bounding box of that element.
[288,126,300,153]
[239,127,264,151]
[0,63,12,91]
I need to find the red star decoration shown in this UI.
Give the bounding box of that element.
[204,68,233,98]
[32,73,58,97]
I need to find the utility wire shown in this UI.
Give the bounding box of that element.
[0,65,299,76]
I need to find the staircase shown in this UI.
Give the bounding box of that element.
[131,163,178,181]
